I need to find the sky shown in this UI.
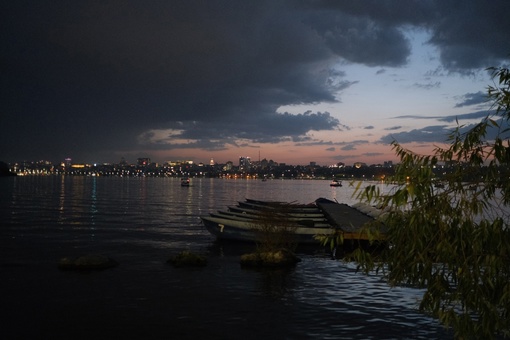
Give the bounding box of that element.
[1,0,510,166]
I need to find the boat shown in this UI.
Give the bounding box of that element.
[200,215,335,244]
[330,179,342,187]
[245,198,315,209]
[208,212,331,228]
[200,198,386,245]
[237,200,321,213]
[181,177,190,186]
[227,205,324,218]
[213,210,329,223]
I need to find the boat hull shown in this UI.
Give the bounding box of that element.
[201,216,334,245]
[227,205,324,218]
[201,198,386,245]
[239,200,321,213]
[214,210,329,223]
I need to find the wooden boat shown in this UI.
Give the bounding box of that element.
[209,212,331,227]
[227,205,324,218]
[245,198,285,205]
[201,198,386,244]
[237,200,321,213]
[200,216,335,244]
[245,198,317,209]
[214,210,329,222]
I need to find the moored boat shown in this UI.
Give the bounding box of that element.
[227,205,324,218]
[214,210,329,222]
[330,179,342,187]
[237,200,321,213]
[201,215,335,244]
[245,198,316,209]
[209,212,331,227]
[201,198,386,245]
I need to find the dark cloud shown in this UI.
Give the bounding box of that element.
[295,139,369,148]
[321,0,510,71]
[437,111,494,123]
[378,125,452,144]
[137,111,340,151]
[341,144,357,151]
[380,116,510,145]
[426,0,510,71]
[303,9,411,67]
[1,0,509,163]
[317,1,437,29]
[454,91,489,108]
[413,81,441,90]
[393,110,493,123]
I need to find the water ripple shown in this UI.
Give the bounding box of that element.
[0,177,452,339]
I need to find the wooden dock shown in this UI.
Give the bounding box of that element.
[315,198,386,240]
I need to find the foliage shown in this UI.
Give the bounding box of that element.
[314,230,344,252]
[251,204,299,253]
[350,66,510,339]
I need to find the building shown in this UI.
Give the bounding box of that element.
[137,158,151,166]
[239,156,251,171]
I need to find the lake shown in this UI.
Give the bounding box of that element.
[0,176,451,339]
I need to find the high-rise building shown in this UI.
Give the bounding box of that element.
[239,156,251,171]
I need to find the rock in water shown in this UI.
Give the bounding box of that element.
[240,248,301,267]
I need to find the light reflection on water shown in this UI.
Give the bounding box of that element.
[0,176,451,339]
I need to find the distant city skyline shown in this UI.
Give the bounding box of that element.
[4,154,389,168]
[2,1,508,166]
[5,153,398,180]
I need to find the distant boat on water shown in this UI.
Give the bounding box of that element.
[329,179,342,187]
[181,177,190,186]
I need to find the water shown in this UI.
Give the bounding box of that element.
[0,176,451,339]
